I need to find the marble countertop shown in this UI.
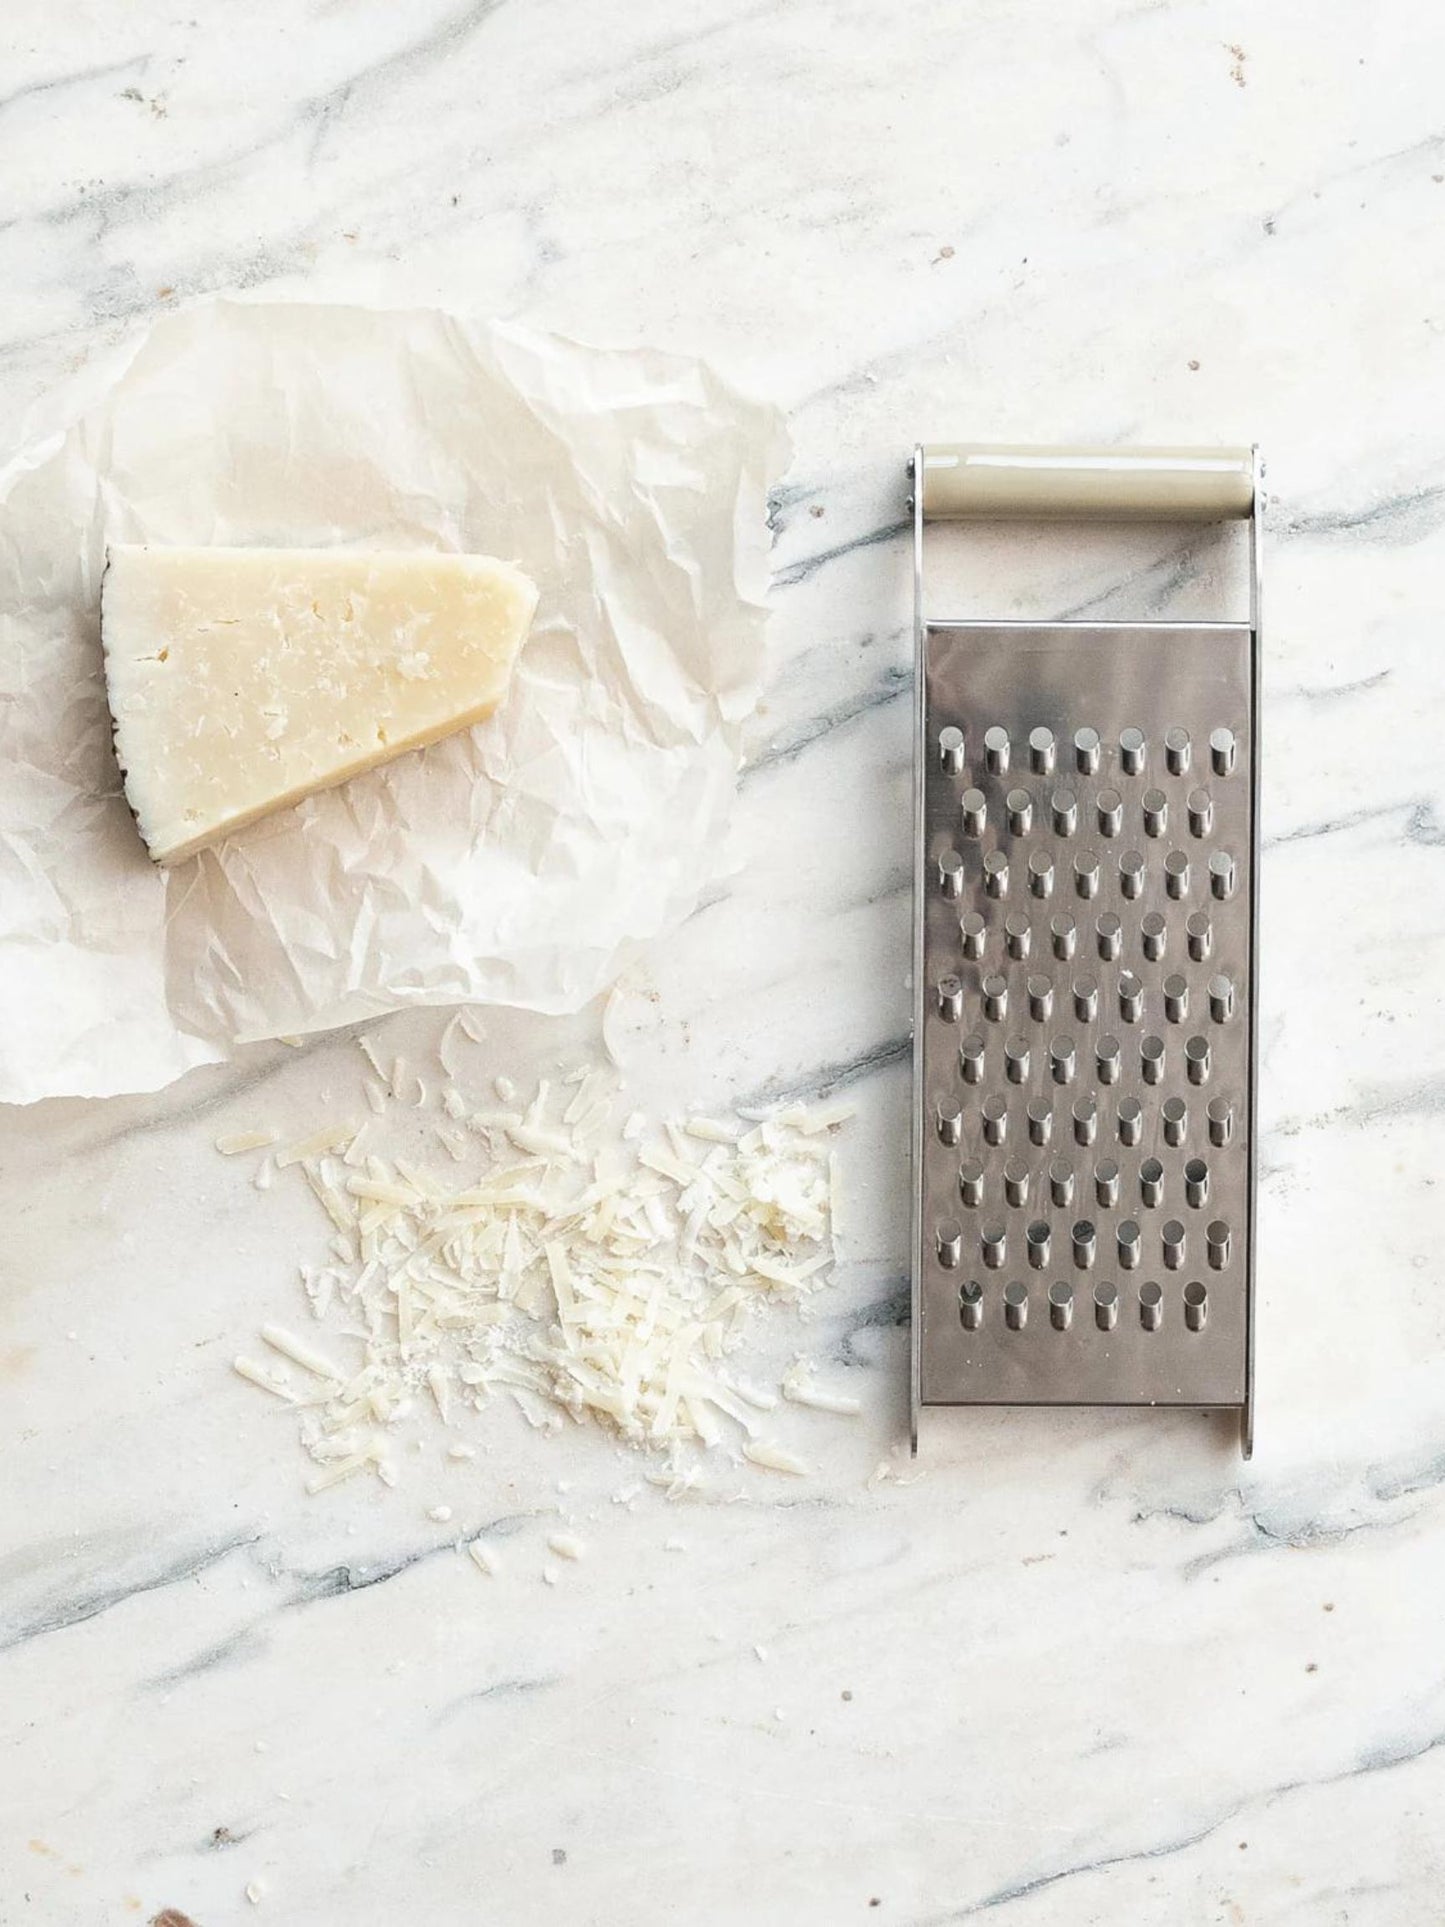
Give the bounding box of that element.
[5,2,1445,1921]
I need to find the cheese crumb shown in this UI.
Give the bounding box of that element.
[743,1441,811,1477]
[427,1505,453,1524]
[782,1362,862,1417]
[217,1129,278,1155]
[547,1533,585,1562]
[276,1122,358,1168]
[261,1323,346,1384]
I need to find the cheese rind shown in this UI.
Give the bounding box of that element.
[101,545,538,863]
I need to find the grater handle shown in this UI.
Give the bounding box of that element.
[919,444,1255,523]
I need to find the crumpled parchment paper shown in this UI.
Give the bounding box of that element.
[0,301,787,1105]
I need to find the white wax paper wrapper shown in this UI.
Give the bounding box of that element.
[0,301,787,1105]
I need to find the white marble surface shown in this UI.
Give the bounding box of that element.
[4,2,1445,1921]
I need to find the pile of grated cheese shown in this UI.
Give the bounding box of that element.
[229,1031,858,1494]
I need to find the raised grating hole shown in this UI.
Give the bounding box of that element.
[1027,848,1054,898]
[960,910,986,959]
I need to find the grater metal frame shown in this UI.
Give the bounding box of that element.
[908,445,1263,1460]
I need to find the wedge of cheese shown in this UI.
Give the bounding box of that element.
[101,545,538,864]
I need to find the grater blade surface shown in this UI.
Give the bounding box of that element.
[916,622,1255,1420]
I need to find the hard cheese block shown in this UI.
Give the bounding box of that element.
[102,546,538,863]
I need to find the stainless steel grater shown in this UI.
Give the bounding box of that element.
[909,445,1262,1457]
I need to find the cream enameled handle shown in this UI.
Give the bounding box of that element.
[919,444,1255,522]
